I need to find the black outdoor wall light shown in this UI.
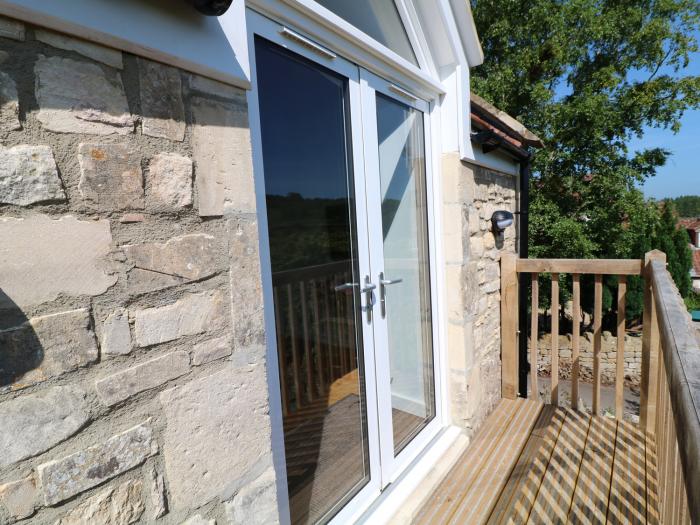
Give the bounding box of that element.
[491,210,514,243]
[184,0,234,16]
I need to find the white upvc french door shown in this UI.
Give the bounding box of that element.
[248,10,442,523]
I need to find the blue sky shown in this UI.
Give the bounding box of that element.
[631,30,700,200]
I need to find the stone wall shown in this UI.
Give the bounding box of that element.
[0,16,279,525]
[442,153,518,436]
[533,331,643,388]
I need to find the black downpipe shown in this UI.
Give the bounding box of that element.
[518,155,532,398]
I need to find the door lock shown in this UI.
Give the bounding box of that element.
[361,275,376,323]
[379,272,403,318]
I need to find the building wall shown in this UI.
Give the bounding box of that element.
[0,16,279,524]
[442,152,518,436]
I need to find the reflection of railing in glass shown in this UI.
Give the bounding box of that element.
[272,260,358,415]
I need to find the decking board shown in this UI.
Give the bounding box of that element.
[414,405,660,525]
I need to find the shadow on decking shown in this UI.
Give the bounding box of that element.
[412,399,658,524]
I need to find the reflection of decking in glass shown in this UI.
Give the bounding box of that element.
[284,369,423,525]
[413,398,660,524]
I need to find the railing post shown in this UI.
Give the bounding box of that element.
[640,250,666,433]
[501,252,519,399]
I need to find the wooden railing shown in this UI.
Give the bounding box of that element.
[501,251,698,521]
[272,260,358,416]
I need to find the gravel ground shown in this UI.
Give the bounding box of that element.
[529,375,640,423]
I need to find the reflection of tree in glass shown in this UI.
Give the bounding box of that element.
[267,193,355,272]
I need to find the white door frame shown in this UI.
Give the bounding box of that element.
[359,68,444,487]
[246,7,448,523]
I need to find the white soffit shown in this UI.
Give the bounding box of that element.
[0,0,251,88]
[447,0,484,67]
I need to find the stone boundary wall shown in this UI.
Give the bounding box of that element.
[443,153,518,436]
[0,16,278,525]
[532,332,643,388]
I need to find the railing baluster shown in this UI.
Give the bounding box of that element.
[299,281,314,402]
[572,273,580,411]
[287,283,303,409]
[323,279,335,382]
[311,280,326,396]
[273,287,289,416]
[593,274,602,415]
[530,273,539,399]
[336,274,347,376]
[550,272,559,406]
[344,277,354,372]
[641,250,665,432]
[615,275,626,418]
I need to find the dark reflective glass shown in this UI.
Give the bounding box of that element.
[255,37,370,524]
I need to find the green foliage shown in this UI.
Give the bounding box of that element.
[685,292,700,311]
[471,0,700,319]
[653,202,693,296]
[669,195,700,217]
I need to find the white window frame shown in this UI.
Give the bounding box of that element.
[246,4,451,524]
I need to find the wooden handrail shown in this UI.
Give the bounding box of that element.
[499,252,697,519]
[650,258,699,523]
[516,258,643,275]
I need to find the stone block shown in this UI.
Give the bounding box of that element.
[0,215,116,308]
[101,309,132,356]
[191,335,232,366]
[0,71,20,132]
[37,422,157,506]
[139,59,185,141]
[0,16,24,41]
[191,96,254,216]
[181,516,215,525]
[35,29,123,69]
[55,479,144,525]
[228,218,265,347]
[224,468,278,525]
[147,153,193,210]
[123,234,221,294]
[160,364,274,510]
[0,385,89,468]
[470,236,484,258]
[148,466,167,520]
[0,145,65,205]
[78,143,144,211]
[0,475,38,522]
[96,351,190,406]
[35,56,133,135]
[0,309,98,389]
[188,74,244,100]
[127,268,183,296]
[133,290,225,347]
[119,213,145,224]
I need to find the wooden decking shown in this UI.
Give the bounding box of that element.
[413,398,660,524]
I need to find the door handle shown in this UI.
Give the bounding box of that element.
[334,282,358,292]
[361,275,376,323]
[379,272,402,318]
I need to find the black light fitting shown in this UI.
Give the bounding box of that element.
[184,0,234,16]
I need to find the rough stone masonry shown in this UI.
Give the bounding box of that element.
[0,16,279,525]
[441,153,518,437]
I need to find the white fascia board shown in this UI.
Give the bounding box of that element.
[0,0,251,88]
[447,0,484,67]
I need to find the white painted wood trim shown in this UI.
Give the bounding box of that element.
[0,0,251,88]
[247,0,446,100]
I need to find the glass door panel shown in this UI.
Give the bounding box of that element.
[375,93,435,455]
[255,37,372,525]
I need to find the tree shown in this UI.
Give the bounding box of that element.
[471,0,699,317]
[670,195,700,217]
[653,202,693,296]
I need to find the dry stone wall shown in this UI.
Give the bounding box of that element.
[533,331,643,388]
[0,16,279,525]
[442,153,518,437]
